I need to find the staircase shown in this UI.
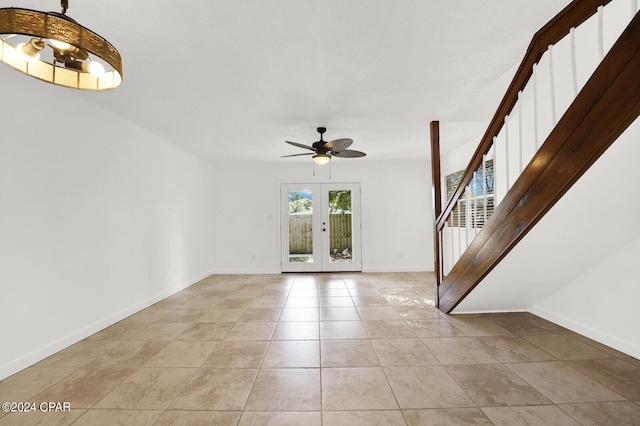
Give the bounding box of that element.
[431,0,640,314]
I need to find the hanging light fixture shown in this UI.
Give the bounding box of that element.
[0,0,122,91]
[312,152,331,165]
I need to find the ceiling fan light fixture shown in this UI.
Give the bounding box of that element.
[0,0,122,91]
[312,153,331,165]
[283,127,366,164]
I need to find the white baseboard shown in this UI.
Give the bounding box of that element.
[209,268,282,275]
[530,305,640,359]
[362,266,433,273]
[209,267,434,275]
[0,269,215,381]
[450,308,528,315]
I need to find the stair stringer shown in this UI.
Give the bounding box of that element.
[455,115,640,313]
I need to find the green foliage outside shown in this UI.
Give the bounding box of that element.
[288,193,312,213]
[288,190,352,214]
[328,190,351,214]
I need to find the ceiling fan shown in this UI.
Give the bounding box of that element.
[282,127,367,164]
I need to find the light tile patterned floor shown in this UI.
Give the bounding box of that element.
[1,272,639,425]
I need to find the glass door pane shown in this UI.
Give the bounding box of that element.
[327,189,353,264]
[287,189,314,264]
[281,184,322,272]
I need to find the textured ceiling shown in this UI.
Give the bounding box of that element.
[3,0,572,163]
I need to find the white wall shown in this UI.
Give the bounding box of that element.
[531,236,640,357]
[208,159,434,273]
[0,73,218,379]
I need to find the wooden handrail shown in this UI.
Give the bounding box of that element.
[438,11,640,312]
[436,0,614,232]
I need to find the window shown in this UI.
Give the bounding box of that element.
[444,159,495,228]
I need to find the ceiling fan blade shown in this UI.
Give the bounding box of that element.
[281,152,315,158]
[325,138,353,152]
[332,149,366,158]
[285,141,317,151]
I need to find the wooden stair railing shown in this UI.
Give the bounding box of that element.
[432,1,640,313]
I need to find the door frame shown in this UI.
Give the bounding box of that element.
[280,182,362,272]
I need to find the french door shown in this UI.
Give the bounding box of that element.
[280,183,361,272]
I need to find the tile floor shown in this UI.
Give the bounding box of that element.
[1,272,639,425]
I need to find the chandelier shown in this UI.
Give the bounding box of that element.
[0,0,122,91]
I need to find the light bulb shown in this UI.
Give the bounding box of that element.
[88,61,105,76]
[16,39,44,62]
[49,39,71,50]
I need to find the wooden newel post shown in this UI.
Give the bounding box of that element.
[430,121,442,308]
